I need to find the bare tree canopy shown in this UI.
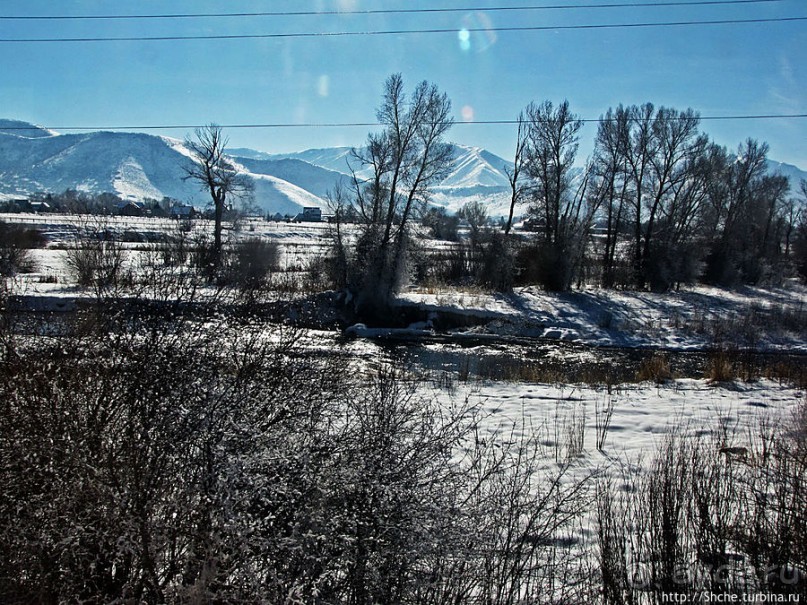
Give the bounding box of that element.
[344,73,454,316]
[184,124,253,271]
[515,100,596,290]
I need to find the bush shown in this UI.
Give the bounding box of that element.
[64,230,127,296]
[706,349,736,383]
[223,237,280,293]
[421,206,459,241]
[478,231,516,291]
[596,409,807,602]
[643,240,703,292]
[636,352,673,383]
[0,309,594,604]
[516,240,574,291]
[0,221,45,276]
[189,232,218,280]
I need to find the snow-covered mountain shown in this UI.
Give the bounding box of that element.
[0,122,518,215]
[0,121,325,215]
[2,120,804,217]
[231,156,353,199]
[0,119,58,139]
[264,144,516,215]
[766,160,807,191]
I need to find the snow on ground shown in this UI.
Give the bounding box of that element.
[445,378,801,462]
[399,283,807,352]
[4,212,806,352]
[4,212,804,547]
[425,375,805,546]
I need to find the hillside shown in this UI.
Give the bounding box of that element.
[2,120,805,217]
[0,123,326,215]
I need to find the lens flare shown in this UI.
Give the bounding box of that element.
[317,75,330,97]
[457,28,471,52]
[459,12,497,53]
[461,105,475,122]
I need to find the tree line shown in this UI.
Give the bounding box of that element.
[508,101,804,293]
[323,74,807,320]
[5,74,805,312]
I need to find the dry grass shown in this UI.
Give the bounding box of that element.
[635,353,673,383]
[705,349,736,383]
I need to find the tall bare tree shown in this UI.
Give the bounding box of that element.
[348,74,454,315]
[702,139,792,284]
[591,106,630,288]
[623,103,658,288]
[793,179,807,282]
[184,124,253,271]
[524,100,583,246]
[503,110,530,236]
[521,100,595,290]
[642,108,706,267]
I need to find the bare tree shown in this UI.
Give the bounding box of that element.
[183,124,253,272]
[591,106,630,288]
[524,100,583,246]
[794,180,807,282]
[503,110,530,236]
[623,103,658,287]
[703,139,791,285]
[459,200,489,243]
[521,100,596,290]
[639,107,706,288]
[348,74,454,316]
[596,104,707,290]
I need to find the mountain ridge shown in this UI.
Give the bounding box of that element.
[1,120,805,216]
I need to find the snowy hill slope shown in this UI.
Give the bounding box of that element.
[233,156,353,199]
[265,147,360,177]
[267,144,513,189]
[2,120,804,217]
[0,122,327,214]
[766,160,807,191]
[266,143,515,214]
[0,119,58,139]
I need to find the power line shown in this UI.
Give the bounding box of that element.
[5,114,806,132]
[0,0,784,21]
[0,15,803,43]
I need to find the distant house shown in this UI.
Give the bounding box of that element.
[0,198,31,212]
[170,204,196,219]
[294,207,322,223]
[149,204,167,218]
[118,201,145,217]
[29,201,51,213]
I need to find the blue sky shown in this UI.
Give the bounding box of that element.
[1,0,805,167]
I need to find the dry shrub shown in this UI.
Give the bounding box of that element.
[596,407,807,602]
[706,349,736,383]
[224,237,279,292]
[636,352,673,383]
[764,359,807,390]
[64,231,127,297]
[0,221,45,276]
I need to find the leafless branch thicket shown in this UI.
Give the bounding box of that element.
[596,405,807,603]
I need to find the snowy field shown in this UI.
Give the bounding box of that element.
[5,212,806,442]
[3,212,806,600]
[398,282,807,352]
[447,377,802,468]
[5,212,806,354]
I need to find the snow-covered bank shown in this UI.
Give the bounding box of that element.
[397,283,807,352]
